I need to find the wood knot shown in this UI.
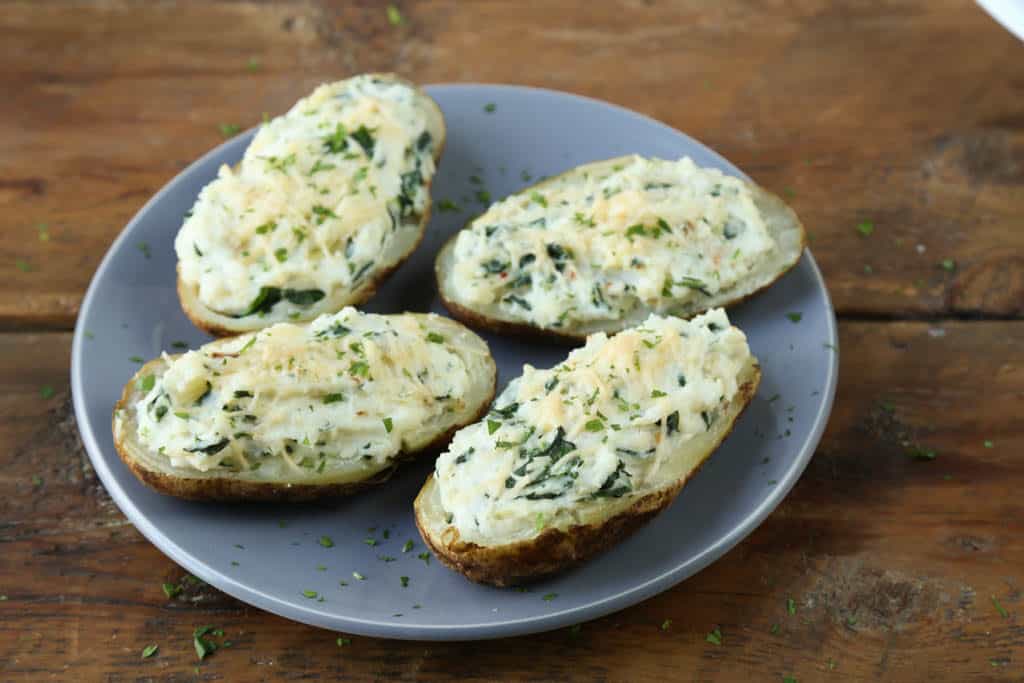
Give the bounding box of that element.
[947,253,1024,317]
[933,128,1023,186]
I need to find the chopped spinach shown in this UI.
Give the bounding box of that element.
[416,130,432,151]
[482,259,509,275]
[666,411,680,435]
[351,125,375,158]
[184,438,230,456]
[490,403,519,419]
[591,460,631,499]
[503,294,532,310]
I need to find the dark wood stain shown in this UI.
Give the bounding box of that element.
[1,1,1023,680]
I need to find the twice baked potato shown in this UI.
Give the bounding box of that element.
[437,155,804,342]
[415,309,760,585]
[176,73,446,336]
[113,309,495,502]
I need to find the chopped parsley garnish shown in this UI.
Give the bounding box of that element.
[542,592,558,601]
[174,411,190,420]
[363,537,377,547]
[856,220,874,237]
[651,389,666,398]
[274,247,288,263]
[426,332,445,344]
[770,623,779,634]
[162,582,181,599]
[574,212,596,227]
[475,189,491,204]
[907,445,937,460]
[349,361,369,377]
[138,375,156,392]
[487,420,501,435]
[245,57,260,72]
[311,204,337,225]
[254,220,276,235]
[218,123,241,138]
[402,540,414,553]
[787,598,797,615]
[992,595,1009,618]
[193,626,223,661]
[939,258,956,272]
[302,590,318,599]
[484,102,497,113]
[15,258,32,272]
[40,385,55,400]
[383,417,393,433]
[129,355,144,363]
[530,191,547,207]
[984,440,994,448]
[705,628,722,645]
[352,571,365,581]
[337,637,351,646]
[171,341,189,349]
[141,644,159,659]
[437,198,460,212]
[417,552,431,565]
[400,576,409,588]
[323,123,348,154]
[584,419,605,432]
[318,536,335,548]
[786,312,803,323]
[137,242,152,259]
[386,4,402,25]
[661,619,672,631]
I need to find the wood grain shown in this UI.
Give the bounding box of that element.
[1,0,1022,329]
[3,1,1023,680]
[2,321,1022,680]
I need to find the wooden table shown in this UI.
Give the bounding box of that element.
[2,1,1022,680]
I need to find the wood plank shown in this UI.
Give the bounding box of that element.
[1,0,1022,329]
[1,321,1021,679]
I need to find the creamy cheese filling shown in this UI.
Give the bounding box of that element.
[449,156,775,328]
[175,75,437,319]
[134,309,474,476]
[434,309,751,544]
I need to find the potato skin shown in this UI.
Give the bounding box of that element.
[179,208,430,339]
[414,366,760,586]
[178,73,446,337]
[435,165,806,342]
[112,330,494,503]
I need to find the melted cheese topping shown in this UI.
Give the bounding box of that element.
[449,156,775,328]
[134,308,474,477]
[175,75,437,319]
[433,309,751,544]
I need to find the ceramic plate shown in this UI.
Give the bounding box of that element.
[71,84,838,640]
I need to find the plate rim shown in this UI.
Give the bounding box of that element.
[71,81,839,640]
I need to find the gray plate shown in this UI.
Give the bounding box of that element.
[71,84,838,640]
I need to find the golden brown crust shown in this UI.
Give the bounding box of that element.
[178,73,445,338]
[414,367,760,586]
[112,336,495,503]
